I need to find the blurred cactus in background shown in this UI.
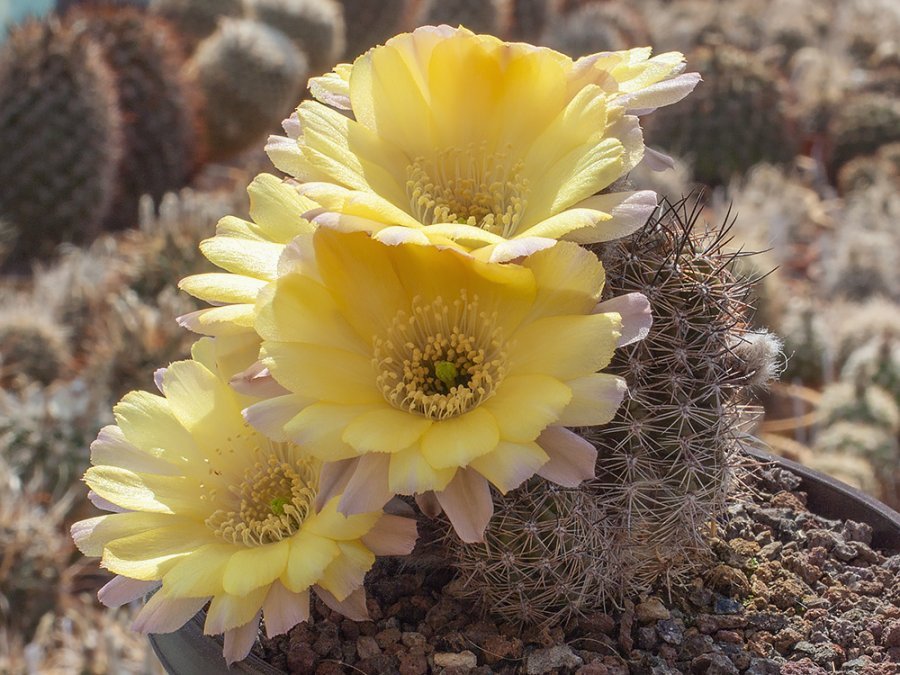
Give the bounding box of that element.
[0,18,122,266]
[65,4,203,230]
[541,2,648,57]
[246,0,345,74]
[646,44,796,186]
[828,93,900,174]
[335,0,409,59]
[0,297,70,390]
[818,379,900,434]
[415,0,510,35]
[508,0,557,42]
[149,0,242,48]
[188,18,309,160]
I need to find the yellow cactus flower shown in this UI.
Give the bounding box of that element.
[245,227,651,543]
[177,173,317,339]
[71,345,417,665]
[266,25,698,262]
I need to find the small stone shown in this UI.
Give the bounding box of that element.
[714,630,744,645]
[696,614,747,634]
[841,520,873,545]
[375,626,402,649]
[286,642,317,672]
[707,565,752,597]
[579,612,616,635]
[745,658,781,674]
[883,620,900,648]
[482,634,523,665]
[525,645,584,674]
[401,631,427,650]
[356,635,381,660]
[656,618,684,645]
[690,653,738,674]
[833,542,858,561]
[779,657,828,674]
[637,625,658,649]
[758,541,782,560]
[434,651,477,670]
[714,596,744,615]
[636,597,671,623]
[398,651,428,675]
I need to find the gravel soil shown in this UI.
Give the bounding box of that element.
[257,467,900,674]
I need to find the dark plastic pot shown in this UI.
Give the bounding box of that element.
[149,452,900,674]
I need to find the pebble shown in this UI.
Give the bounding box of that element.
[433,650,477,670]
[657,618,684,645]
[356,635,381,660]
[525,645,583,674]
[636,597,671,623]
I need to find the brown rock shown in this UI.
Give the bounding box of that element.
[635,597,671,623]
[884,620,900,648]
[356,635,382,660]
[707,564,752,597]
[399,651,428,675]
[482,633,523,665]
[434,651,477,670]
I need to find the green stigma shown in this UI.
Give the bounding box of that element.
[269,496,289,516]
[435,360,458,389]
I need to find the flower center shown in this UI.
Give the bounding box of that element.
[373,292,508,420]
[206,448,319,547]
[406,145,529,238]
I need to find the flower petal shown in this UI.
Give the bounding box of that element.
[343,407,433,454]
[282,531,341,593]
[360,515,418,556]
[469,441,550,494]
[263,582,310,638]
[420,407,500,470]
[132,590,207,634]
[535,426,598,487]
[594,293,653,347]
[337,453,393,516]
[98,576,159,608]
[223,614,261,666]
[387,446,457,495]
[313,586,369,621]
[222,539,290,596]
[435,469,494,544]
[557,374,627,427]
[483,374,572,443]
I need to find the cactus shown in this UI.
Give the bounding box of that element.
[837,154,894,195]
[0,297,70,390]
[778,297,832,387]
[66,5,203,230]
[246,0,345,75]
[188,18,309,161]
[447,479,637,625]
[644,45,796,186]
[415,0,510,36]
[818,379,900,435]
[446,199,772,622]
[584,197,769,595]
[508,0,557,42]
[831,298,900,368]
[0,19,122,264]
[0,457,73,638]
[335,0,410,59]
[829,93,900,173]
[822,229,900,302]
[814,421,899,478]
[540,3,639,57]
[149,0,242,47]
[842,335,900,406]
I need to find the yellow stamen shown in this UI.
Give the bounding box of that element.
[373,291,508,420]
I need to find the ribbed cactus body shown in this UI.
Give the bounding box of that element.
[0,301,70,389]
[66,6,203,230]
[150,0,242,46]
[446,201,768,623]
[247,0,345,74]
[645,45,796,186]
[189,18,309,160]
[335,0,409,59]
[416,0,510,35]
[585,199,761,594]
[829,93,900,173]
[0,19,122,263]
